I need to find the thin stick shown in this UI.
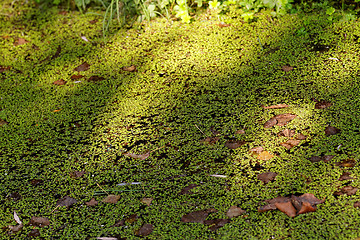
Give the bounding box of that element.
[149,145,165,153]
[195,124,207,136]
[50,205,60,214]
[96,182,109,195]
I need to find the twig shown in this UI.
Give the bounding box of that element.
[96,182,109,195]
[195,124,208,136]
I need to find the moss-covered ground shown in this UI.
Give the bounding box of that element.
[2,1,360,239]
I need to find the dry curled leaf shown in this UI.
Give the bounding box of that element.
[275,114,297,126]
[141,197,153,206]
[257,151,274,161]
[226,206,245,218]
[123,151,150,160]
[264,117,277,128]
[56,196,77,207]
[28,229,40,237]
[297,201,317,215]
[257,172,277,184]
[278,129,295,137]
[262,104,289,109]
[181,209,217,224]
[250,146,264,155]
[71,74,84,80]
[281,65,293,72]
[325,126,341,136]
[102,194,120,204]
[29,217,50,227]
[85,198,98,206]
[200,137,220,145]
[336,159,356,167]
[53,79,67,85]
[74,62,90,72]
[122,65,136,72]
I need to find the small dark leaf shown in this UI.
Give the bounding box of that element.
[200,136,220,145]
[180,184,198,195]
[334,186,358,196]
[225,140,246,149]
[53,79,67,85]
[136,224,153,236]
[14,37,28,46]
[70,171,86,179]
[70,74,84,79]
[336,159,356,167]
[56,196,77,207]
[325,126,341,136]
[102,195,120,204]
[0,119,9,126]
[30,179,43,186]
[85,198,98,206]
[125,214,138,224]
[74,62,90,72]
[257,172,277,184]
[339,172,353,181]
[28,229,40,237]
[315,101,332,109]
[9,192,21,201]
[29,217,50,227]
[89,19,98,24]
[88,75,104,82]
[51,45,61,60]
[181,209,217,224]
[204,219,230,231]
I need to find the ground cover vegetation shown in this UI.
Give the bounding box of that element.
[2,0,360,239]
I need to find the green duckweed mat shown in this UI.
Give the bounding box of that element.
[2,2,360,239]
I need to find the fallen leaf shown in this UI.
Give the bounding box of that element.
[258,196,290,212]
[275,202,296,217]
[102,194,121,204]
[28,229,40,237]
[309,155,334,163]
[8,224,23,233]
[334,186,358,196]
[123,151,150,160]
[336,159,356,167]
[180,184,198,195]
[280,139,301,150]
[136,223,154,236]
[225,140,246,149]
[200,136,220,145]
[274,114,297,126]
[264,117,277,128]
[354,202,360,208]
[339,172,353,181]
[56,196,77,207]
[14,37,28,46]
[88,75,104,82]
[0,66,11,73]
[257,151,274,161]
[262,104,289,109]
[204,219,230,231]
[96,238,119,240]
[0,119,9,126]
[58,10,67,15]
[53,109,62,112]
[297,201,317,215]
[74,62,90,72]
[71,74,84,79]
[122,65,136,72]
[125,214,138,224]
[250,146,264,154]
[315,101,332,109]
[281,65,293,72]
[296,133,307,140]
[296,193,325,206]
[141,197,153,206]
[53,79,67,85]
[257,172,277,184]
[235,129,245,134]
[278,129,295,137]
[14,211,22,225]
[325,126,341,136]
[85,198,98,206]
[9,192,21,201]
[29,217,50,227]
[89,19,98,24]
[226,206,245,218]
[112,219,125,227]
[181,208,217,224]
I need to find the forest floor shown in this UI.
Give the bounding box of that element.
[2,1,360,239]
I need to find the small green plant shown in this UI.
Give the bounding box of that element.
[174,0,191,23]
[325,6,335,21]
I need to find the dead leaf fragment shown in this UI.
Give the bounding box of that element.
[74,62,90,72]
[70,171,86,179]
[275,114,297,126]
[0,66,11,73]
[14,37,28,46]
[297,201,317,215]
[181,208,217,224]
[205,219,230,231]
[226,206,245,218]
[141,197,153,206]
[262,104,289,109]
[85,198,98,206]
[0,119,9,126]
[122,65,136,72]
[102,194,121,204]
[280,139,301,150]
[325,126,341,136]
[56,196,77,207]
[257,172,277,184]
[88,75,104,82]
[278,129,295,137]
[281,65,293,72]
[136,223,154,236]
[257,151,274,161]
[225,140,246,149]
[334,186,358,196]
[8,224,23,233]
[180,184,198,195]
[200,136,220,145]
[28,229,40,237]
[264,117,277,128]
[71,74,84,80]
[354,202,360,208]
[336,159,356,167]
[250,146,264,155]
[29,217,50,227]
[89,19,98,24]
[296,133,307,140]
[53,79,67,85]
[218,22,231,28]
[275,202,296,217]
[315,101,332,109]
[309,155,334,163]
[123,151,150,160]
[339,172,353,181]
[51,45,61,60]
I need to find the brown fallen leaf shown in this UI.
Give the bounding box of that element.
[89,19,98,24]
[204,219,230,231]
[325,126,341,136]
[250,146,264,155]
[14,37,28,46]
[70,74,84,80]
[275,202,296,217]
[336,159,356,167]
[218,22,231,28]
[123,151,150,160]
[257,172,277,184]
[0,66,11,73]
[334,186,358,196]
[141,197,153,206]
[281,65,293,72]
[29,217,50,227]
[136,223,153,236]
[315,101,332,109]
[263,104,289,109]
[257,151,274,161]
[180,184,198,195]
[102,194,121,204]
[297,201,317,215]
[354,202,360,208]
[274,114,297,126]
[122,65,136,72]
[88,75,104,82]
[278,129,295,137]
[53,79,67,85]
[226,206,245,218]
[235,129,245,134]
[280,139,301,150]
[28,229,40,237]
[225,140,246,149]
[58,10,68,15]
[181,208,217,224]
[264,117,277,128]
[258,196,290,212]
[296,133,307,140]
[339,172,353,181]
[125,214,138,224]
[74,62,90,72]
[56,196,77,207]
[8,224,23,233]
[0,119,9,126]
[85,198,98,206]
[70,171,86,179]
